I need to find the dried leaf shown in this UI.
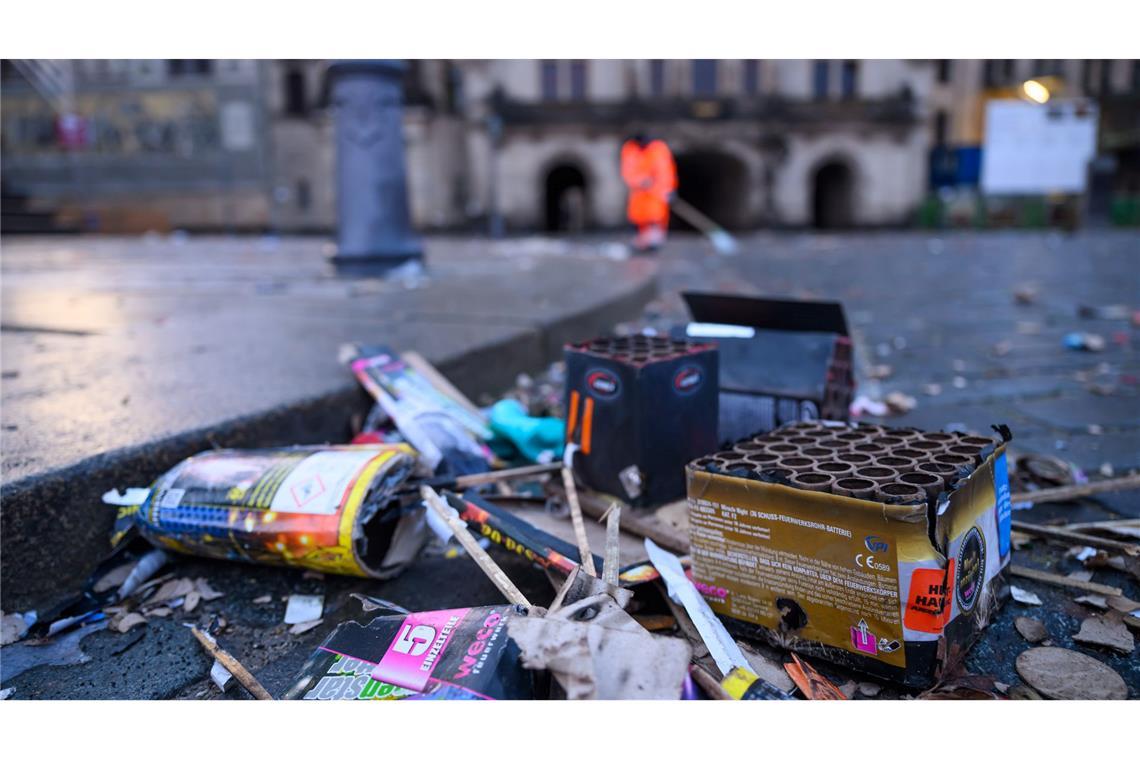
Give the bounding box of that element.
[1074,594,1109,610]
[146,607,172,618]
[1,613,29,645]
[1011,586,1043,605]
[289,619,323,635]
[1072,614,1135,655]
[149,578,194,605]
[1015,616,1048,644]
[194,578,224,601]
[1016,647,1127,700]
[113,612,148,633]
[183,590,201,614]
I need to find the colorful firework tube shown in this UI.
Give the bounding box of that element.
[117,444,418,578]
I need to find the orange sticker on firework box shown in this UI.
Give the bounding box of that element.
[904,563,952,634]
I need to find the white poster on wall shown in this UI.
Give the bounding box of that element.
[981,99,1099,195]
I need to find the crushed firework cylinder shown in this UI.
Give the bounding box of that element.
[284,605,535,700]
[687,422,1015,688]
[563,334,718,506]
[111,444,425,578]
[671,293,854,441]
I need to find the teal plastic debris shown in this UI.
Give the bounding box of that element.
[489,399,565,463]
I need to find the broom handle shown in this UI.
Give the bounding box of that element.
[671,196,725,235]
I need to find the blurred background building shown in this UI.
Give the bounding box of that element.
[2,59,1138,234]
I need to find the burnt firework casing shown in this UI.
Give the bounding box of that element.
[671,292,854,442]
[564,336,718,506]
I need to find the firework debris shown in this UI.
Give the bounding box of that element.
[8,340,1136,704]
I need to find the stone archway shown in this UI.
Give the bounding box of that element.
[673,149,750,230]
[812,159,855,229]
[543,162,588,232]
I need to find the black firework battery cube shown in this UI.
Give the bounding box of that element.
[563,334,718,506]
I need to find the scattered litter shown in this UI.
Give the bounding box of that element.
[922,383,942,397]
[190,626,273,700]
[489,399,564,463]
[183,590,202,613]
[210,660,235,693]
[1013,286,1037,305]
[195,578,224,601]
[1074,594,1109,610]
[858,681,882,698]
[884,391,917,414]
[784,653,847,700]
[1014,616,1048,644]
[850,395,888,417]
[113,612,147,633]
[1015,646,1127,700]
[1,612,30,645]
[289,620,324,636]
[252,595,272,605]
[645,538,751,678]
[149,578,195,605]
[118,549,168,599]
[284,605,533,700]
[111,444,423,579]
[1011,586,1043,606]
[1063,332,1106,352]
[1072,614,1135,655]
[0,688,12,700]
[284,595,324,625]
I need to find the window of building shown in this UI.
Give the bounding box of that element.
[1100,60,1112,94]
[813,60,830,99]
[692,60,717,96]
[296,179,311,211]
[569,61,587,100]
[982,59,1015,88]
[1033,60,1063,77]
[934,110,948,147]
[650,60,666,97]
[168,60,212,77]
[540,60,558,101]
[936,59,952,84]
[743,60,761,95]
[1133,61,1140,93]
[284,67,307,117]
[840,61,858,99]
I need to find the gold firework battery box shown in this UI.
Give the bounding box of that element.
[686,423,1013,688]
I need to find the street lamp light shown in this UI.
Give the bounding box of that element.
[1021,79,1051,105]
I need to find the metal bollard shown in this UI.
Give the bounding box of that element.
[328,59,423,272]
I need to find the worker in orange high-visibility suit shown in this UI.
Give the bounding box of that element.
[620,133,677,251]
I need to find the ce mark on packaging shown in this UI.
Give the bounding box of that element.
[855,553,891,572]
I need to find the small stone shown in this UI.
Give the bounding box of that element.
[1016,646,1127,700]
[857,681,881,697]
[1015,616,1048,643]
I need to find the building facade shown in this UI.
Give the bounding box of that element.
[2,59,1137,233]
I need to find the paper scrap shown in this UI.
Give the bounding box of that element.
[1011,586,1043,605]
[283,595,323,625]
[644,538,751,677]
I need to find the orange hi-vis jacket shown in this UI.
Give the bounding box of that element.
[621,139,677,226]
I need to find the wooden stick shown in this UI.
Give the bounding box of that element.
[561,467,597,577]
[1010,520,1139,556]
[1011,474,1140,505]
[576,490,691,555]
[421,486,532,607]
[690,664,733,700]
[1010,565,1123,596]
[190,627,274,701]
[454,462,561,489]
[602,502,622,587]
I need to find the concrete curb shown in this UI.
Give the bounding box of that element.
[1,273,657,611]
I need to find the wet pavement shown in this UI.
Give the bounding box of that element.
[0,234,656,608]
[1,229,1137,700]
[645,229,1140,476]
